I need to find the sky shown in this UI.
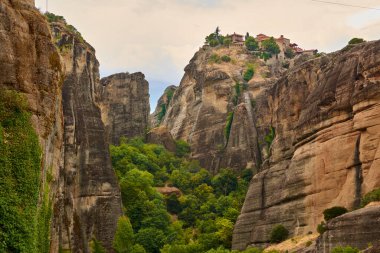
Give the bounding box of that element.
[34,0,380,112]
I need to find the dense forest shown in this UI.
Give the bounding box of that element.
[107,137,265,253]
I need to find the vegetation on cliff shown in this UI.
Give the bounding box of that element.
[0,89,49,253]
[110,138,254,252]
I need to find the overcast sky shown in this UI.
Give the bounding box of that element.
[35,0,380,111]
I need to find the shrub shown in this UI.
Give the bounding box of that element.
[209,54,221,64]
[323,206,348,221]
[175,140,191,157]
[284,47,295,59]
[317,221,327,234]
[245,36,259,51]
[91,238,106,253]
[224,112,234,141]
[221,55,231,62]
[348,38,365,45]
[45,12,66,23]
[360,188,380,207]
[223,38,232,47]
[243,67,254,82]
[264,126,275,152]
[262,37,280,55]
[331,246,359,253]
[270,224,289,243]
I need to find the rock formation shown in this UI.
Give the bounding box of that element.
[160,45,280,173]
[0,0,63,251]
[151,85,177,127]
[232,40,380,250]
[317,204,380,252]
[48,17,122,252]
[99,72,150,145]
[147,126,177,152]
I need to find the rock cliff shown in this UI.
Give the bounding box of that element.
[98,72,150,145]
[48,18,122,252]
[317,203,380,252]
[0,0,63,251]
[151,85,177,127]
[232,40,380,250]
[160,46,281,173]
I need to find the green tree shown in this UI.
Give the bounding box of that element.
[212,169,238,196]
[90,238,106,253]
[131,244,147,253]
[215,218,234,248]
[284,47,295,58]
[135,228,166,253]
[262,37,280,55]
[166,193,182,214]
[245,36,259,51]
[270,224,289,243]
[331,246,359,253]
[223,38,232,47]
[323,206,347,221]
[175,139,191,157]
[113,216,134,253]
[348,38,365,45]
[243,67,254,81]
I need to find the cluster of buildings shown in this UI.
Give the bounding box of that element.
[226,32,317,56]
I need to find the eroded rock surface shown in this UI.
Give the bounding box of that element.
[99,72,150,145]
[161,46,279,173]
[316,203,380,252]
[49,19,122,252]
[151,85,177,127]
[147,126,177,152]
[232,40,380,250]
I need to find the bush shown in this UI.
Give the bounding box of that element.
[360,188,380,207]
[175,140,191,157]
[221,55,231,62]
[270,224,289,243]
[224,112,234,141]
[261,37,280,55]
[348,38,365,45]
[209,54,221,64]
[245,36,259,51]
[323,206,348,221]
[284,47,295,59]
[317,221,326,234]
[331,246,359,253]
[243,67,254,82]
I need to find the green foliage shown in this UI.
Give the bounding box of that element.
[0,89,43,252]
[259,52,272,61]
[221,55,231,62]
[361,188,380,207]
[113,216,134,253]
[331,246,359,253]
[270,224,289,243]
[223,38,232,47]
[284,47,295,59]
[209,53,222,64]
[212,169,238,196]
[323,206,348,221]
[111,138,251,252]
[36,181,53,253]
[44,12,66,23]
[317,221,327,234]
[224,112,234,141]
[264,126,275,152]
[175,139,191,157]
[158,104,167,123]
[243,67,254,82]
[348,38,365,45]
[261,37,281,55]
[135,228,166,253]
[245,36,259,51]
[90,238,106,253]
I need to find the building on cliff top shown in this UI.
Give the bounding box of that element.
[226,32,245,46]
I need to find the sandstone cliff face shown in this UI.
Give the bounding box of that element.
[317,204,380,252]
[49,20,122,252]
[0,0,63,250]
[161,46,280,173]
[151,85,177,127]
[98,72,150,145]
[232,40,380,250]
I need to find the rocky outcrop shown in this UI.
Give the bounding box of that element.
[99,72,150,145]
[0,0,63,250]
[151,85,177,127]
[232,40,380,250]
[49,18,122,252]
[147,126,177,152]
[161,45,280,173]
[316,204,380,252]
